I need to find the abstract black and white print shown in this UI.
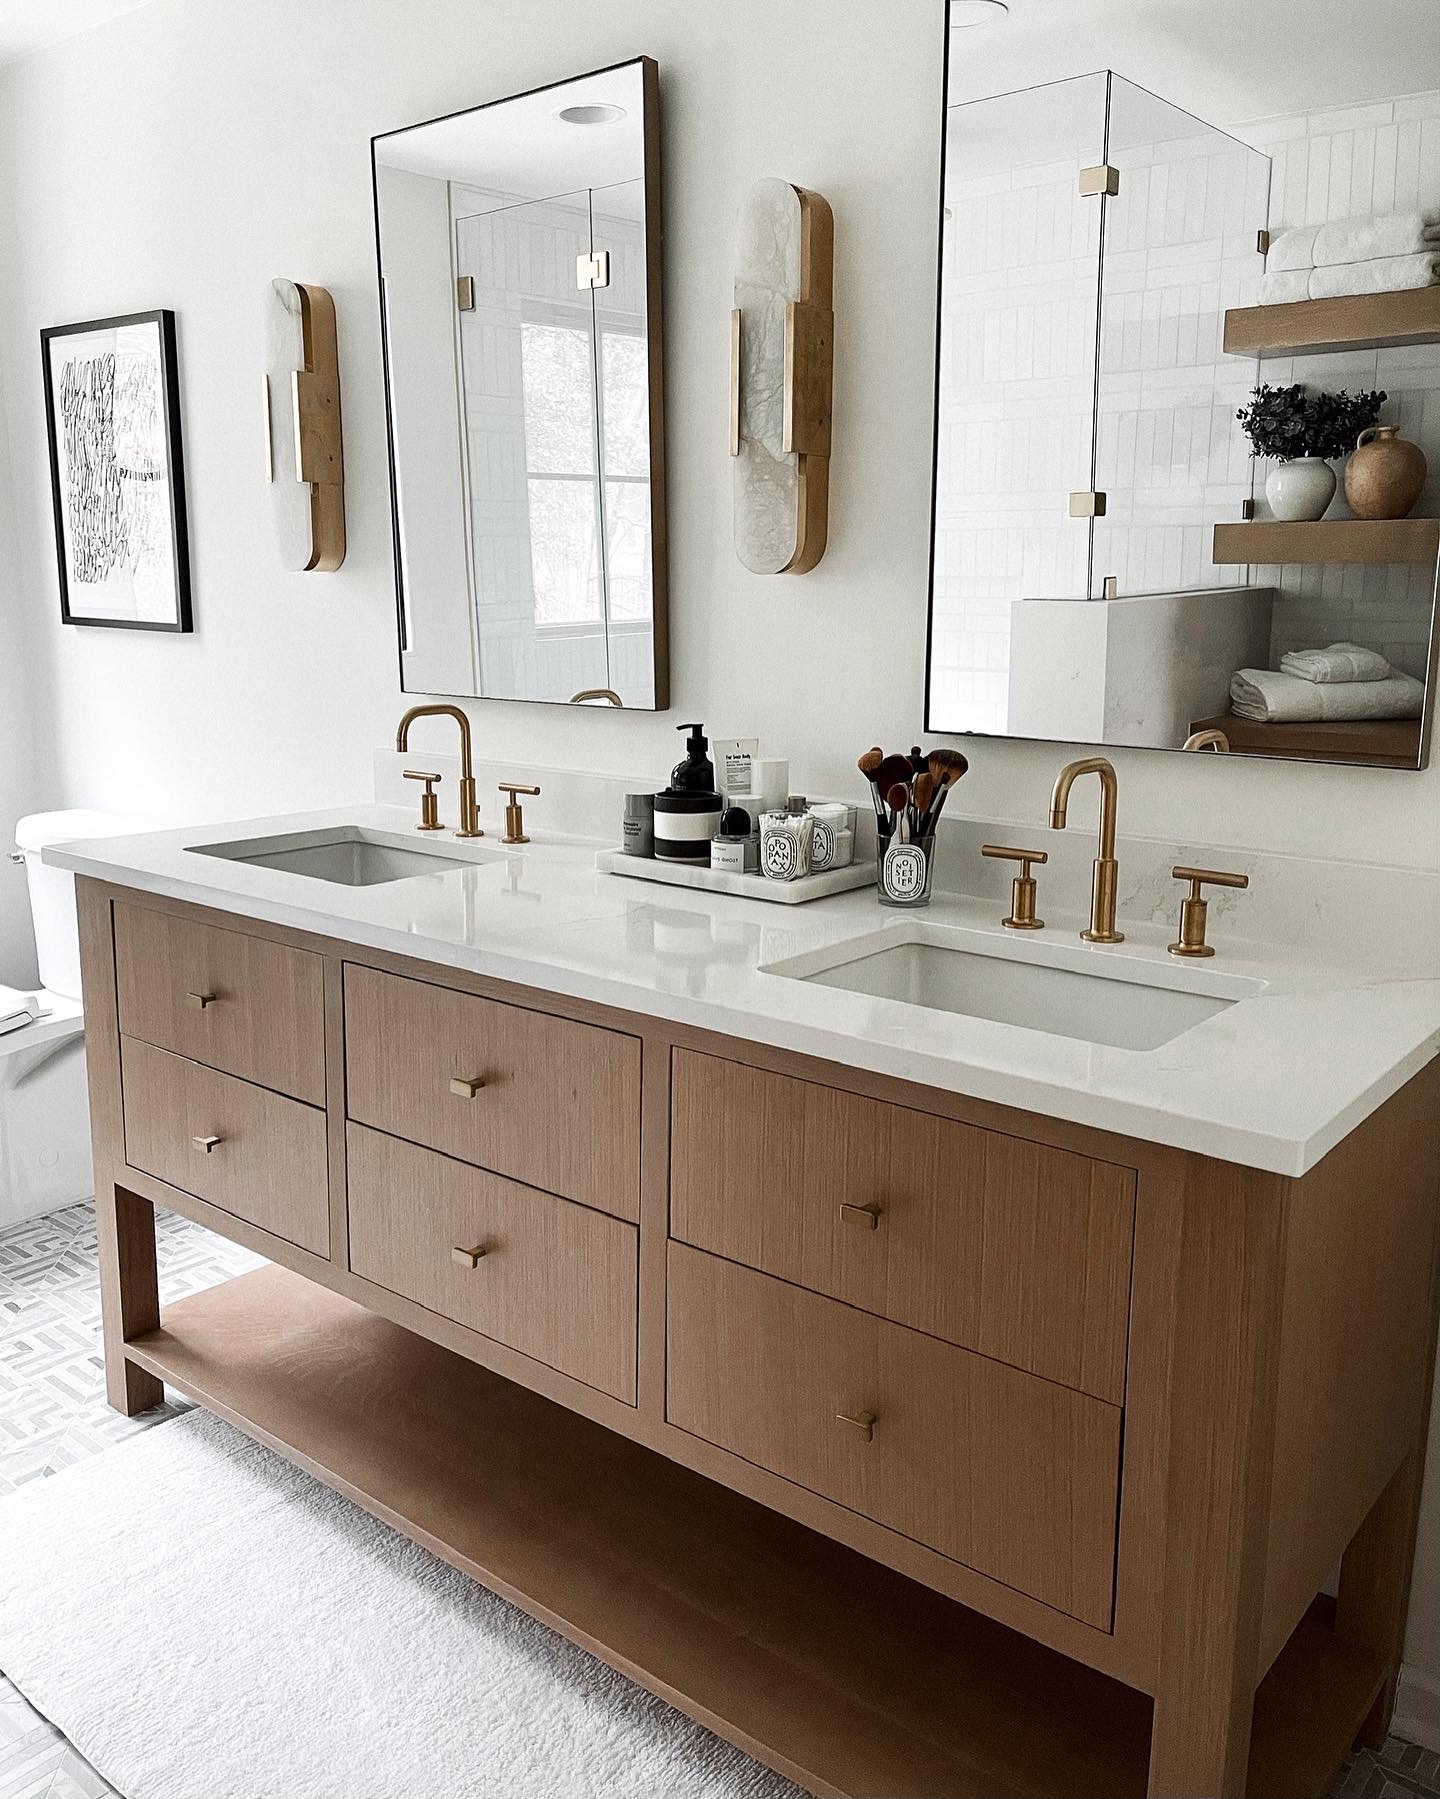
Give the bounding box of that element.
[42,311,191,630]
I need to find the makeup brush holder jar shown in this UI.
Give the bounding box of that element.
[878,832,936,907]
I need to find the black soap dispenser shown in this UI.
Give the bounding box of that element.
[653,723,725,863]
[670,723,717,794]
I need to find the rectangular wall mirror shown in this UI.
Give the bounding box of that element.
[374,57,667,709]
[927,40,1438,771]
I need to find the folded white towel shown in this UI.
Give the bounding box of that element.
[1258,270,1312,305]
[1308,253,1439,298]
[1279,641,1394,684]
[1266,224,1319,272]
[1312,207,1440,266]
[1229,667,1425,724]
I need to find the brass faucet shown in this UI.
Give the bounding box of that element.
[1182,728,1230,752]
[396,704,482,838]
[1048,756,1124,943]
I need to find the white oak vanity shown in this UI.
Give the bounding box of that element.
[56,812,1440,1799]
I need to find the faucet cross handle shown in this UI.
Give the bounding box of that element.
[1168,865,1249,959]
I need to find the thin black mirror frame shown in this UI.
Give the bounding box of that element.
[370,54,670,711]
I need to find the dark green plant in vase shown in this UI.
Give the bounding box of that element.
[1236,383,1386,521]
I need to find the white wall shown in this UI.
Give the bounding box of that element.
[0,0,1438,1713]
[0,0,1438,872]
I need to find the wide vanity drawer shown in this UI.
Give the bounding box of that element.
[114,901,327,1106]
[120,1037,330,1256]
[344,965,641,1221]
[671,1050,1135,1403]
[346,1125,638,1404]
[666,1243,1121,1629]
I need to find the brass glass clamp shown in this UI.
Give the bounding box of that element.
[499,782,541,845]
[982,844,1048,930]
[1168,865,1249,958]
[403,769,444,832]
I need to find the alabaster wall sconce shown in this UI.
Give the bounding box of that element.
[731,178,834,575]
[263,280,345,571]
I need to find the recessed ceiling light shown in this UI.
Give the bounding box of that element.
[556,103,627,126]
[950,0,1009,24]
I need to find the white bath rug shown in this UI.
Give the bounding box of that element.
[0,1408,800,1799]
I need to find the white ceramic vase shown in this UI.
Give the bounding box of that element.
[1265,457,1336,522]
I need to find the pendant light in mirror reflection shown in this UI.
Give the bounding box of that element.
[41,309,192,632]
[372,57,668,708]
[263,281,345,572]
[731,178,834,575]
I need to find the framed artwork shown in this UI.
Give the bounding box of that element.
[40,309,192,631]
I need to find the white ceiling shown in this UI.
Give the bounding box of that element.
[949,0,1440,124]
[0,0,162,65]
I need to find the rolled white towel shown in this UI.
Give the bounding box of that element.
[1266,224,1319,272]
[1229,667,1425,724]
[1308,253,1439,298]
[1259,270,1312,305]
[1312,207,1440,266]
[1279,641,1394,684]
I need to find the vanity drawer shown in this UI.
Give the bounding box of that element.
[346,1124,638,1404]
[114,901,327,1106]
[343,965,641,1221]
[666,1244,1121,1629]
[120,1036,329,1256]
[670,1051,1134,1403]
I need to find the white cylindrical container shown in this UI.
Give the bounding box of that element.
[752,759,789,816]
[652,792,724,862]
[809,802,851,872]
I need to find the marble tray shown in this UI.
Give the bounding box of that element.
[595,849,873,904]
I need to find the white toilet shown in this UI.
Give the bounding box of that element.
[1,811,137,1229]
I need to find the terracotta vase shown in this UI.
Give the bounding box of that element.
[1343,425,1428,520]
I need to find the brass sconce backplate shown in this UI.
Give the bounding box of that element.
[731,179,835,575]
[263,279,345,571]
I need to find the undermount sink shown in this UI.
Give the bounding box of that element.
[765,926,1265,1052]
[188,826,505,887]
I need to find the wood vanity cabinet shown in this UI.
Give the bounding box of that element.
[78,880,1440,1799]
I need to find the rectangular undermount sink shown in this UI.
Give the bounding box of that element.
[766,927,1265,1052]
[188,827,501,887]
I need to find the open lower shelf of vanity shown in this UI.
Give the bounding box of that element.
[124,1263,1386,1799]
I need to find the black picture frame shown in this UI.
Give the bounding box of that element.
[40,308,193,632]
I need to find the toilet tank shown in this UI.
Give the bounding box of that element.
[14,811,142,1002]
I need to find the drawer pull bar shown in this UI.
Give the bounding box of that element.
[449,1075,486,1099]
[835,1409,876,1441]
[839,1202,881,1231]
[192,1134,223,1155]
[185,990,218,1010]
[451,1244,489,1269]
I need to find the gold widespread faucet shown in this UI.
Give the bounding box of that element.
[396,703,483,838]
[1048,756,1124,944]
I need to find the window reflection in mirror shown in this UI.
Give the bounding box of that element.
[374,59,667,708]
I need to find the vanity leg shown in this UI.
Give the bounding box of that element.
[1146,1172,1286,1798]
[1338,1447,1431,1749]
[96,1181,163,1415]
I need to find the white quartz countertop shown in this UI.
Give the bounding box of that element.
[48,805,1440,1178]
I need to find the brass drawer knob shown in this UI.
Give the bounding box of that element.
[192,1134,223,1154]
[451,1244,488,1269]
[835,1409,877,1442]
[185,990,218,1010]
[839,1202,881,1231]
[449,1075,486,1099]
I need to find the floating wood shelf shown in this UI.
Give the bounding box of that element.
[1213,518,1440,566]
[1224,287,1440,358]
[124,1264,1387,1799]
[1189,711,1424,769]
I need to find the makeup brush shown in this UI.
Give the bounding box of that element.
[871,753,915,804]
[886,781,911,846]
[912,772,934,839]
[857,748,888,827]
[922,748,970,833]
